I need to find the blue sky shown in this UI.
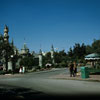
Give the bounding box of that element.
[0,0,100,53]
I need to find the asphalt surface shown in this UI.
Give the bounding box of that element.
[0,68,100,100]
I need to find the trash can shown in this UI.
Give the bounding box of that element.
[80,67,89,78]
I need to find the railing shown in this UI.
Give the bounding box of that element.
[88,68,100,73]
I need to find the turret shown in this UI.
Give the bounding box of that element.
[21,43,29,54]
[4,25,9,43]
[39,49,43,68]
[21,43,29,58]
[51,45,55,64]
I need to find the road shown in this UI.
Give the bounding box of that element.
[0,68,100,99]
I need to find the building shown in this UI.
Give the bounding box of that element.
[39,49,43,68]
[0,25,56,71]
[51,45,55,64]
[20,43,29,58]
[4,25,9,43]
[85,53,100,68]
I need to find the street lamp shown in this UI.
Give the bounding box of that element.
[11,55,13,58]
[11,55,14,74]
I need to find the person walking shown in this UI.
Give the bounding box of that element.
[22,66,25,74]
[19,66,22,74]
[69,62,74,77]
[73,61,77,77]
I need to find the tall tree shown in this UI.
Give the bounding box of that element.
[0,34,14,71]
[92,39,100,53]
[86,45,93,54]
[67,43,87,62]
[0,34,4,60]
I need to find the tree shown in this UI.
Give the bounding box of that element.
[54,52,61,63]
[67,43,87,63]
[86,45,93,54]
[3,42,14,71]
[44,52,52,64]
[20,55,34,70]
[0,34,4,60]
[92,39,100,53]
[0,34,14,71]
[85,39,100,54]
[68,47,73,58]
[54,50,68,67]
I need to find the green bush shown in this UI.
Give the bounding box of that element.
[0,70,6,75]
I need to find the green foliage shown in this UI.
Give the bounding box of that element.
[0,35,4,59]
[59,61,67,68]
[43,52,52,65]
[0,34,14,71]
[54,50,67,63]
[54,52,61,63]
[33,58,39,66]
[67,39,100,64]
[67,43,86,62]
[68,47,73,58]
[92,39,100,53]
[20,56,35,69]
[54,50,68,67]
[86,45,93,54]
[19,54,39,70]
[42,50,68,68]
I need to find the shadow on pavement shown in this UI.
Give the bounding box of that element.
[0,84,47,100]
[0,84,100,100]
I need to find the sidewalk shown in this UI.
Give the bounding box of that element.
[0,68,64,78]
[0,73,25,79]
[51,72,100,82]
[1,69,100,82]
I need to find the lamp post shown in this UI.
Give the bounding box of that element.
[11,55,14,74]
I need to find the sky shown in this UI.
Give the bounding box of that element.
[0,0,100,53]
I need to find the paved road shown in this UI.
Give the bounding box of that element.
[0,68,100,99]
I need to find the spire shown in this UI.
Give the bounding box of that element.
[22,43,28,50]
[21,43,29,55]
[39,49,43,68]
[51,44,55,64]
[39,49,42,55]
[51,44,54,51]
[4,25,9,33]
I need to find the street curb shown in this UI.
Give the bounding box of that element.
[51,77,100,82]
[50,74,100,82]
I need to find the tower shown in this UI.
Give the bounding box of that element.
[39,49,42,68]
[21,43,29,54]
[51,45,55,64]
[4,25,9,43]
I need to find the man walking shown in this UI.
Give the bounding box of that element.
[73,61,77,77]
[69,62,74,77]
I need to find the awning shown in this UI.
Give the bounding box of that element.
[85,53,100,60]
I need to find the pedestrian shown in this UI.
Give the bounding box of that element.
[69,62,74,77]
[73,61,77,77]
[19,66,22,74]
[22,66,25,73]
